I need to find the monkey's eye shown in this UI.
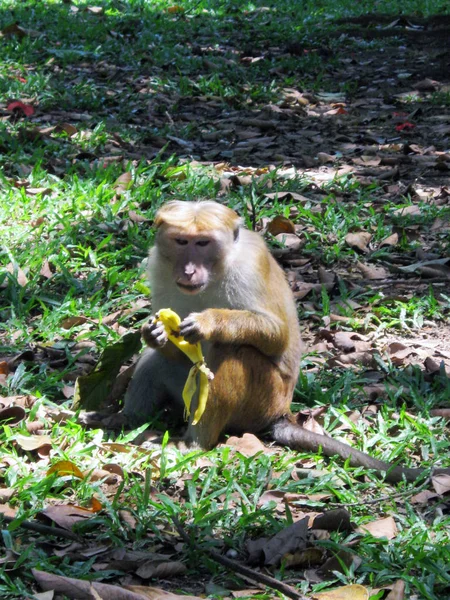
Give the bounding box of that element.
[196,240,210,247]
[174,239,188,246]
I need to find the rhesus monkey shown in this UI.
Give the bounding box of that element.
[124,201,450,484]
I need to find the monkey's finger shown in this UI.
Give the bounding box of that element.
[142,322,168,347]
[181,329,202,344]
[180,318,202,341]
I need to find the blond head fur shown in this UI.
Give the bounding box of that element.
[154,201,241,234]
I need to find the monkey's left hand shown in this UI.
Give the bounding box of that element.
[179,313,209,343]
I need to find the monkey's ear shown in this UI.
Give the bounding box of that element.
[233,226,240,241]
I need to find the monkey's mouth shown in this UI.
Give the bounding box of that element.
[177,282,205,294]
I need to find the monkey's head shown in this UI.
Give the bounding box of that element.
[154,201,241,295]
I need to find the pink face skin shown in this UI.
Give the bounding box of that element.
[171,234,218,295]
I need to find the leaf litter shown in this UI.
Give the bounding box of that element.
[1,5,450,600]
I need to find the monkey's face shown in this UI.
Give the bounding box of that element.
[161,230,225,295]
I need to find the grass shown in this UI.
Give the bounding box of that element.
[1,0,450,598]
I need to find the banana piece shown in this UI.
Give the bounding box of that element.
[154,309,213,425]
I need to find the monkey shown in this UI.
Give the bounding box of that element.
[124,200,450,484]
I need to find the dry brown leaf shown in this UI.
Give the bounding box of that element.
[303,416,325,435]
[47,460,84,479]
[393,205,422,217]
[318,267,336,285]
[266,215,296,236]
[345,232,372,253]
[248,516,309,566]
[60,316,89,329]
[62,385,75,399]
[0,488,16,503]
[385,579,406,600]
[432,473,450,495]
[86,468,120,484]
[410,490,439,504]
[40,259,53,279]
[126,585,202,600]
[413,78,438,92]
[119,509,137,529]
[113,172,132,194]
[430,408,450,419]
[293,282,323,299]
[274,232,301,250]
[312,584,369,600]
[136,560,187,579]
[226,433,266,456]
[0,406,26,425]
[15,433,52,451]
[33,569,155,599]
[40,505,93,530]
[358,516,397,540]
[380,232,399,247]
[265,191,312,203]
[356,261,389,280]
[5,263,28,286]
[128,210,149,223]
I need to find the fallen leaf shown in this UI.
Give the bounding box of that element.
[40,505,93,530]
[60,316,89,329]
[136,560,187,579]
[33,569,170,599]
[380,233,399,247]
[385,579,406,600]
[47,460,84,479]
[356,261,389,280]
[73,331,142,410]
[274,233,301,250]
[5,263,28,286]
[432,473,450,495]
[15,434,52,451]
[345,232,372,253]
[358,516,397,539]
[410,490,439,504]
[413,79,438,92]
[247,516,309,566]
[226,433,266,456]
[0,406,26,425]
[40,260,53,279]
[267,215,296,236]
[113,172,132,194]
[312,584,369,600]
[127,585,202,599]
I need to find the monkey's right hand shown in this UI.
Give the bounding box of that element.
[142,321,168,348]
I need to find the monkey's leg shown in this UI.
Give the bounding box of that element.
[123,349,188,426]
[184,345,292,449]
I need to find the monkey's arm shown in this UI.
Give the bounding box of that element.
[272,416,450,484]
[180,309,288,357]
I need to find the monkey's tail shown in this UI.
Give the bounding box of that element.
[270,416,450,484]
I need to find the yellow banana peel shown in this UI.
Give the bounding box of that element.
[154,308,213,425]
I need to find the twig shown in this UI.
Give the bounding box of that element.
[171,515,307,600]
[0,514,80,541]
